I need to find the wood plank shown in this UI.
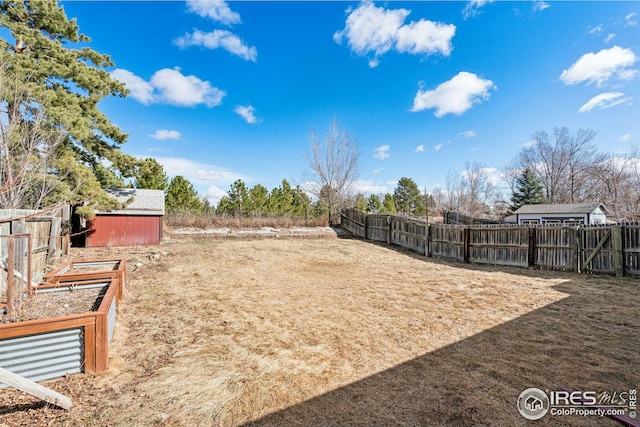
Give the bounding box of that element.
[0,315,96,339]
[582,228,611,271]
[83,323,96,373]
[94,313,108,371]
[612,225,624,277]
[0,366,73,410]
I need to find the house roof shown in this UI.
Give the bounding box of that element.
[513,203,608,215]
[99,188,165,216]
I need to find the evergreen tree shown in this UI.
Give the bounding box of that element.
[381,193,397,214]
[510,168,545,212]
[227,179,250,217]
[216,195,233,216]
[248,184,269,216]
[291,186,311,219]
[366,194,382,213]
[354,193,367,212]
[0,1,138,212]
[134,158,169,191]
[393,177,423,217]
[165,176,202,214]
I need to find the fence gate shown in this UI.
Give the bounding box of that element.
[579,226,624,276]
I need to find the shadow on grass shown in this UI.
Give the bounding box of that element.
[244,246,639,426]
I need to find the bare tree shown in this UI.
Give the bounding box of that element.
[519,127,602,203]
[592,143,640,221]
[444,163,496,217]
[0,69,66,209]
[304,119,361,225]
[461,161,496,216]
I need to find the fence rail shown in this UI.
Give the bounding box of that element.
[341,209,640,278]
[0,205,72,313]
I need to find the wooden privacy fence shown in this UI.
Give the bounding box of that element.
[341,209,640,278]
[0,204,72,313]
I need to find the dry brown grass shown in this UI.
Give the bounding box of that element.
[0,232,637,426]
[164,214,328,229]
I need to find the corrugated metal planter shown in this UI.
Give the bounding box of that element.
[0,261,124,385]
[45,259,126,300]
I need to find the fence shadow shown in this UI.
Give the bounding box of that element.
[244,274,639,426]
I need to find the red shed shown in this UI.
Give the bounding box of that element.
[86,189,165,247]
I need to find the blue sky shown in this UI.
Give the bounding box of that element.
[63,0,640,203]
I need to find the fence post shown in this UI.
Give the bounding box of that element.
[575,227,581,273]
[363,213,368,241]
[613,225,624,277]
[387,216,392,245]
[528,227,535,268]
[7,237,14,315]
[425,223,431,257]
[463,227,470,264]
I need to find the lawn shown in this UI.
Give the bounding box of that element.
[0,232,637,426]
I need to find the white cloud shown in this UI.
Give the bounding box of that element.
[205,185,228,205]
[459,130,476,138]
[373,168,384,174]
[150,129,182,140]
[412,71,495,117]
[559,46,638,87]
[433,143,443,151]
[153,68,225,107]
[186,0,241,25]
[532,1,550,12]
[112,68,226,108]
[522,139,537,147]
[462,0,493,19]
[110,69,154,104]
[374,144,390,160]
[152,156,249,204]
[395,19,456,56]
[605,33,615,43]
[174,30,257,61]
[234,105,260,123]
[352,180,390,195]
[589,25,603,34]
[334,1,455,67]
[578,92,631,113]
[415,144,425,152]
[626,12,638,27]
[618,133,633,142]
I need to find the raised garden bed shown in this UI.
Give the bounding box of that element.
[45,259,126,301]
[0,260,124,386]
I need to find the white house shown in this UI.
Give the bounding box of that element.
[509,203,608,225]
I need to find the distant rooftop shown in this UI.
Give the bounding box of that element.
[513,203,607,215]
[99,188,165,216]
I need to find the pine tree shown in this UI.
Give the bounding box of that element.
[248,184,269,216]
[381,193,397,215]
[510,168,545,212]
[354,193,367,212]
[227,179,250,217]
[134,158,169,191]
[0,0,138,211]
[393,177,423,217]
[366,194,382,213]
[165,176,202,214]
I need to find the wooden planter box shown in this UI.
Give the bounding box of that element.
[45,259,126,301]
[0,276,121,385]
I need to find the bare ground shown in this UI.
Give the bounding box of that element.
[0,231,638,426]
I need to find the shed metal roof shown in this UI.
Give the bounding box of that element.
[513,203,607,215]
[99,188,165,216]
